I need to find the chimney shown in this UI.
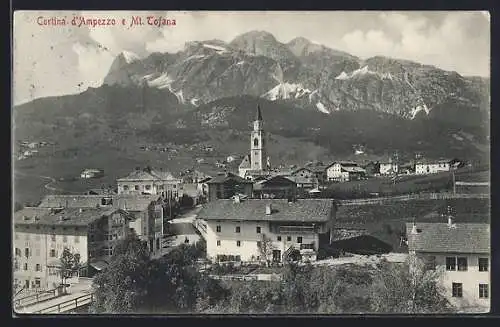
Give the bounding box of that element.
[265,204,272,215]
[411,223,418,234]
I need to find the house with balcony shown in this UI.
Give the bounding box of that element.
[326,161,366,182]
[197,197,337,263]
[253,175,298,199]
[116,166,183,200]
[206,172,254,202]
[406,218,490,312]
[13,206,132,290]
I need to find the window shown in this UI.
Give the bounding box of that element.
[75,235,80,243]
[257,241,262,248]
[452,283,463,298]
[256,226,261,234]
[254,138,259,147]
[35,278,41,288]
[145,185,151,190]
[479,258,489,272]
[479,284,489,299]
[446,257,457,271]
[159,185,164,190]
[216,225,221,233]
[236,240,241,247]
[217,240,221,246]
[173,185,177,189]
[24,263,28,271]
[51,235,56,242]
[297,236,303,243]
[25,280,30,289]
[35,264,41,272]
[50,249,56,257]
[287,236,291,242]
[425,256,436,270]
[123,185,129,191]
[135,185,140,190]
[15,248,21,256]
[457,257,468,271]
[63,235,68,243]
[235,226,241,233]
[277,236,282,241]
[25,248,30,257]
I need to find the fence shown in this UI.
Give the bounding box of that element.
[339,192,489,206]
[34,293,94,314]
[14,289,58,308]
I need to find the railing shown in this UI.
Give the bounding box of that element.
[277,226,316,234]
[14,289,58,308]
[34,293,94,314]
[339,192,489,206]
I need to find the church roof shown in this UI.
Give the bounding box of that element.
[239,155,251,169]
[256,105,263,121]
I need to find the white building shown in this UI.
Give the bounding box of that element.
[13,207,132,290]
[406,220,490,312]
[415,159,451,175]
[379,160,399,175]
[197,198,336,263]
[117,167,183,199]
[80,169,104,179]
[326,161,366,182]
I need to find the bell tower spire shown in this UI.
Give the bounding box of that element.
[251,105,266,171]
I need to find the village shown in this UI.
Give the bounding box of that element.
[13,105,490,314]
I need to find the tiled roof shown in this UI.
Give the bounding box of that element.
[117,168,179,182]
[342,166,366,173]
[406,222,490,254]
[309,165,327,173]
[207,172,253,184]
[14,207,120,227]
[198,199,335,222]
[114,195,161,211]
[415,158,452,165]
[39,195,105,208]
[239,155,251,169]
[287,176,317,185]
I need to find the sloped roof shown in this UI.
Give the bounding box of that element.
[39,195,105,208]
[238,155,251,169]
[117,168,178,182]
[287,175,317,185]
[326,161,359,169]
[341,166,366,173]
[309,165,327,173]
[206,172,253,184]
[198,199,335,222]
[14,207,122,227]
[114,194,161,212]
[406,222,490,254]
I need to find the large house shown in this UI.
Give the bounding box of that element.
[38,194,165,255]
[379,159,399,175]
[116,167,183,199]
[206,172,254,202]
[415,159,451,175]
[253,175,298,199]
[13,207,132,290]
[326,161,366,182]
[197,198,337,263]
[238,106,271,180]
[406,219,490,312]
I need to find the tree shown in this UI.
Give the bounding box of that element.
[90,234,151,313]
[59,247,81,294]
[258,233,274,266]
[370,255,454,313]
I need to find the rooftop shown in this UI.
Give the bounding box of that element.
[116,167,179,182]
[198,199,335,222]
[238,155,251,169]
[14,207,120,227]
[208,172,253,184]
[406,222,490,254]
[342,166,366,173]
[38,194,161,211]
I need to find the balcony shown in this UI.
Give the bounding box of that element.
[277,225,316,234]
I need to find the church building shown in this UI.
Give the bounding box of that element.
[238,105,271,180]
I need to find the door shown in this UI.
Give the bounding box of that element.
[25,280,30,289]
[272,250,281,263]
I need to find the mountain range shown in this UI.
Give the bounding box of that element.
[14,30,490,167]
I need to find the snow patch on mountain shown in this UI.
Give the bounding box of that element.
[147,73,173,89]
[121,50,140,64]
[316,102,330,114]
[202,43,228,53]
[336,66,391,80]
[185,54,207,62]
[263,83,312,100]
[335,71,350,80]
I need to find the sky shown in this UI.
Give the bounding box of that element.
[13,11,490,105]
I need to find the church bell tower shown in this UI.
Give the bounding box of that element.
[250,105,267,171]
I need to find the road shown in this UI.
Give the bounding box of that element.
[163,206,203,248]
[14,170,78,194]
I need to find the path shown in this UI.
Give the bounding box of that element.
[163,206,203,249]
[14,170,79,194]
[15,279,93,314]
